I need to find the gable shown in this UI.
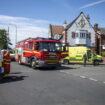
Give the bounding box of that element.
[75,14,93,29]
[67,12,95,32]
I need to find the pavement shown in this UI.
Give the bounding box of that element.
[0,62,105,105]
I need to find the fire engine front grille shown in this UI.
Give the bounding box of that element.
[45,54,58,64]
[45,54,58,59]
[45,60,58,64]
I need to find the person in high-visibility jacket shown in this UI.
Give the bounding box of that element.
[2,50,11,75]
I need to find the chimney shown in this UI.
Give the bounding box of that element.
[64,30,67,45]
[63,20,67,45]
[86,15,90,21]
[94,24,99,32]
[63,20,67,29]
[49,24,53,38]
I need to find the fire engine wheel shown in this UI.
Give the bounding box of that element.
[63,59,69,64]
[18,58,22,65]
[31,59,36,69]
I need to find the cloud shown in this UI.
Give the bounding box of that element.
[80,0,105,9]
[0,15,53,48]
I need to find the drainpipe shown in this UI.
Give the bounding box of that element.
[65,29,67,45]
[100,35,102,55]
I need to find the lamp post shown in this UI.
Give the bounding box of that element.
[9,24,17,46]
[7,26,9,49]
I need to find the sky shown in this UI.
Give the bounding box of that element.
[0,0,105,47]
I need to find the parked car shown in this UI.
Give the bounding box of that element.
[10,50,15,61]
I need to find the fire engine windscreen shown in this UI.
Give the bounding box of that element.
[36,42,62,52]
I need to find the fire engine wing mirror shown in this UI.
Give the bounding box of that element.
[35,43,39,50]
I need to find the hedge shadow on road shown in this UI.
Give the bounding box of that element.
[38,65,78,71]
[10,72,22,74]
[0,76,28,84]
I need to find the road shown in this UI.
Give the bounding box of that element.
[0,62,105,105]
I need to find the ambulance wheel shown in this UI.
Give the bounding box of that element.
[18,58,22,65]
[63,59,69,64]
[31,59,36,69]
[94,60,99,65]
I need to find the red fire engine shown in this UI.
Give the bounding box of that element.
[15,37,62,68]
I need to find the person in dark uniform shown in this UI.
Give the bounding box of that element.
[83,53,87,67]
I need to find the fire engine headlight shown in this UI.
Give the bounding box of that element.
[38,59,45,64]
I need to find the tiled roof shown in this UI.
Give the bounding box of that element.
[66,19,76,30]
[99,28,105,35]
[51,25,64,35]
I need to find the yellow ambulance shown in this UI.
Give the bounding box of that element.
[63,46,103,65]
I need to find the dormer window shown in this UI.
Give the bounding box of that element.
[54,34,62,40]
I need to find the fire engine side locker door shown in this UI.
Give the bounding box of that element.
[23,41,34,64]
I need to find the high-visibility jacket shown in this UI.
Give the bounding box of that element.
[3,53,11,74]
[0,56,2,67]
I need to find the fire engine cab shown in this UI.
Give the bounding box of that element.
[15,37,62,68]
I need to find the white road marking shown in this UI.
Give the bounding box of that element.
[80,76,86,79]
[60,71,105,84]
[89,78,98,82]
[60,70,65,72]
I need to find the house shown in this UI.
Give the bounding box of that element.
[49,12,96,48]
[94,24,105,55]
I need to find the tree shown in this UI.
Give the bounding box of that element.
[0,29,12,49]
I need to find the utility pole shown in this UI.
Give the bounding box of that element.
[7,26,9,49]
[9,24,17,47]
[100,35,102,55]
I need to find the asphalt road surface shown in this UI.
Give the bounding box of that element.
[0,62,105,105]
